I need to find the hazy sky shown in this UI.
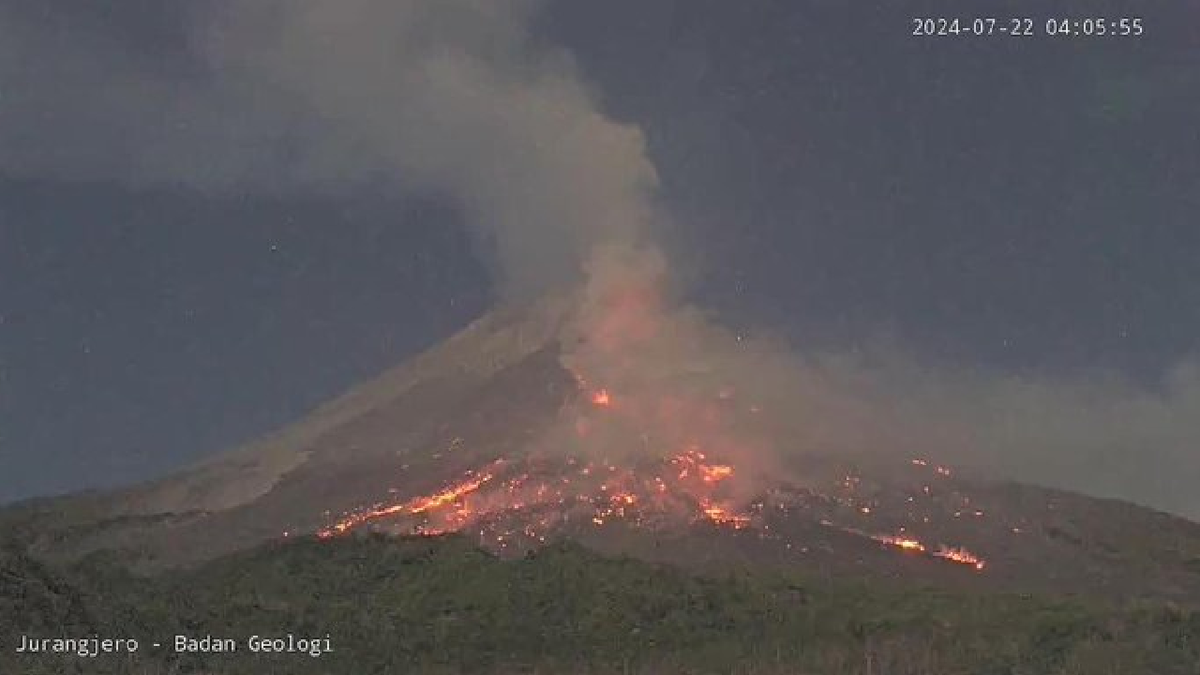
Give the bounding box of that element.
[2,1,1198,507]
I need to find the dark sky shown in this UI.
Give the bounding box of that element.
[2,1,1198,505]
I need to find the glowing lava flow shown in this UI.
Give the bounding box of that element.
[313,447,988,572]
[312,369,987,574]
[815,520,987,572]
[316,464,499,539]
[871,534,985,571]
[700,463,733,484]
[407,472,496,514]
[700,502,751,529]
[934,546,987,570]
[873,534,926,553]
[315,446,755,543]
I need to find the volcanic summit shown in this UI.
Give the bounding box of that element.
[9,248,1200,605]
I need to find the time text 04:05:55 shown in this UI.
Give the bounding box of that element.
[911,18,1143,37]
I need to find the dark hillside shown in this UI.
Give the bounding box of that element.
[3,533,1198,674]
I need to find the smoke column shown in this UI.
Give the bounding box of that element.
[0,1,662,297]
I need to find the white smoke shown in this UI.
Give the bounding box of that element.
[0,1,659,297]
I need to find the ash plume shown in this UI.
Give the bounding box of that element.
[0,1,659,297]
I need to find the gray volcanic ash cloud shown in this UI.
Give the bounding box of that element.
[0,0,658,297]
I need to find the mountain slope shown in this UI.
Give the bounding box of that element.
[4,296,1200,606]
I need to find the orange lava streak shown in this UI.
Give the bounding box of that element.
[316,503,408,539]
[699,464,734,483]
[591,389,612,406]
[872,534,926,553]
[407,473,494,514]
[317,469,496,539]
[824,521,987,571]
[934,546,987,570]
[701,501,751,529]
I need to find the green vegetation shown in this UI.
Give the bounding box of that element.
[3,533,1198,674]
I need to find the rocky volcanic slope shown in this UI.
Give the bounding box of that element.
[4,297,1200,606]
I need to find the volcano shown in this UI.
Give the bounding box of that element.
[8,278,1200,605]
